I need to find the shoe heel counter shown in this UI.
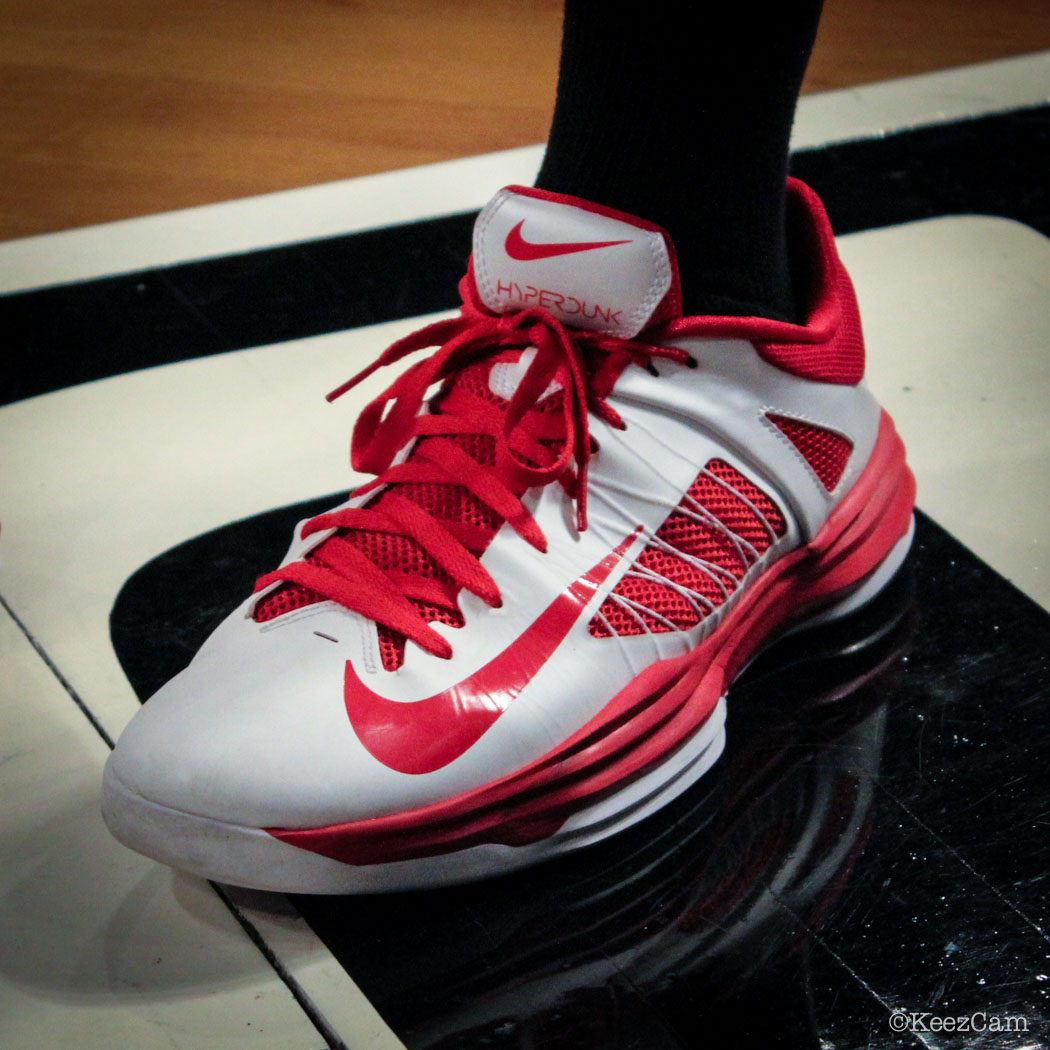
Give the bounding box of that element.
[808,410,916,596]
[752,181,866,386]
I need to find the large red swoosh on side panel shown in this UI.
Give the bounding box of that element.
[344,529,641,775]
[504,220,632,261]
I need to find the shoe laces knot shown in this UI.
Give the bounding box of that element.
[326,303,689,533]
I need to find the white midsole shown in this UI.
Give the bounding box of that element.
[101,698,726,894]
[786,517,914,634]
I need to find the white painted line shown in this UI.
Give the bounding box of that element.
[848,216,1050,610]
[0,51,1046,294]
[0,604,330,1050]
[0,316,421,1050]
[0,146,542,295]
[790,50,1050,150]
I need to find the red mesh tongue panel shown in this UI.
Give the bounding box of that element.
[254,351,561,671]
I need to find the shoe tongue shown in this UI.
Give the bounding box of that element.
[471,185,682,339]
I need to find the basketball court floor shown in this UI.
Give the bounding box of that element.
[2,51,1049,1050]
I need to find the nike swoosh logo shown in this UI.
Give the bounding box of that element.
[344,529,642,775]
[504,220,632,262]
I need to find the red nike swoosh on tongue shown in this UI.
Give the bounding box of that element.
[503,220,632,262]
[343,529,642,775]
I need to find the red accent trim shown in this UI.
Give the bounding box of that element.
[269,413,914,865]
[342,528,643,775]
[503,220,632,261]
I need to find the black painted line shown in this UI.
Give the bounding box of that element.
[0,592,377,1050]
[0,590,116,750]
[878,784,1050,945]
[209,881,355,1050]
[4,104,1047,407]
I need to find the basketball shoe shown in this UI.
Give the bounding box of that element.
[102,179,915,893]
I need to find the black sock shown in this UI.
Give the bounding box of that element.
[535,2,825,323]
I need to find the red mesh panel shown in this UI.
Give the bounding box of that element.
[351,530,445,579]
[638,547,737,604]
[590,459,786,637]
[624,576,702,630]
[657,509,747,581]
[396,474,501,534]
[701,460,786,543]
[591,592,666,637]
[377,628,404,672]
[767,413,852,491]
[454,356,506,403]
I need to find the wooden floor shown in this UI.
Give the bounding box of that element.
[1,0,1049,241]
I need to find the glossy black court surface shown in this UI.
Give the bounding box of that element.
[111,509,1050,1049]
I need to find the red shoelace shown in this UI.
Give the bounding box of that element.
[254,303,690,659]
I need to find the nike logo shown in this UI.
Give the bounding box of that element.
[504,220,632,262]
[343,529,642,775]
